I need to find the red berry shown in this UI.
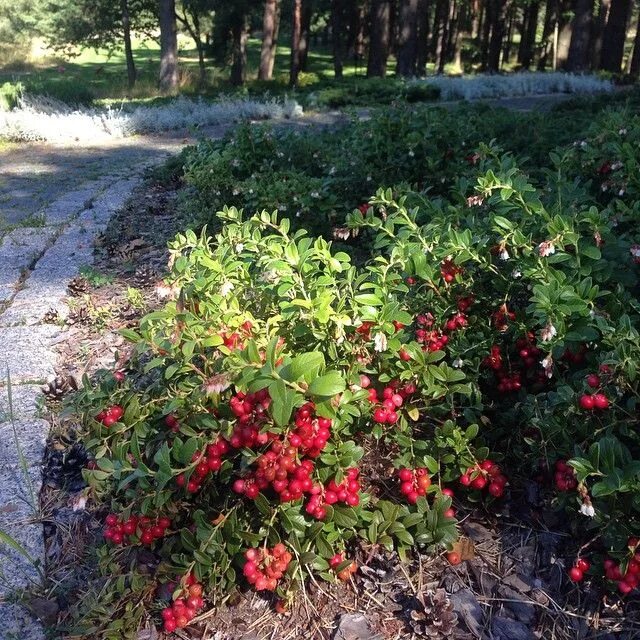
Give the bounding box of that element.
[359,375,371,388]
[586,374,600,388]
[568,567,584,582]
[575,558,590,573]
[446,552,461,565]
[579,394,595,410]
[105,514,118,527]
[593,393,609,410]
[164,619,177,632]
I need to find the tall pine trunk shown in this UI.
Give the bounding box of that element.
[480,0,493,68]
[630,10,640,78]
[487,0,508,71]
[566,0,593,70]
[416,0,430,74]
[556,0,573,68]
[259,0,281,81]
[367,0,391,76]
[300,0,313,71]
[230,9,249,85]
[600,0,632,71]
[590,0,611,69]
[518,0,539,68]
[331,0,344,77]
[397,0,419,75]
[121,0,136,89]
[159,0,179,92]
[290,0,303,86]
[538,0,559,69]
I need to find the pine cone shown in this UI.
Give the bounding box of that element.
[41,374,78,402]
[134,264,158,288]
[43,308,60,324]
[66,305,90,325]
[67,276,90,296]
[408,590,458,639]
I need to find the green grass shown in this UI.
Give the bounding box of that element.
[0,35,463,107]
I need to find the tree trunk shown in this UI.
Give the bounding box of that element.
[397,0,419,75]
[159,0,179,92]
[472,0,481,38]
[355,0,367,74]
[556,0,573,68]
[367,0,391,76]
[590,0,611,69]
[331,0,344,77]
[502,4,515,63]
[300,0,313,70]
[431,0,447,61]
[566,0,593,70]
[630,10,640,78]
[416,0,430,74]
[230,9,249,85]
[480,0,493,68]
[518,0,539,68]
[121,0,136,89]
[487,0,508,71]
[259,0,281,80]
[290,0,303,86]
[538,0,558,69]
[600,0,632,71]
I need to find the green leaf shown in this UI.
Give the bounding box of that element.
[281,352,325,383]
[308,371,346,397]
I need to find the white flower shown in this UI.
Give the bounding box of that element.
[235,243,244,253]
[329,166,336,175]
[541,354,554,378]
[452,357,464,368]
[619,128,627,135]
[203,373,231,395]
[310,191,320,199]
[511,269,522,279]
[618,188,625,197]
[541,323,557,342]
[366,176,372,182]
[630,244,640,259]
[220,281,234,296]
[538,241,556,257]
[232,188,240,196]
[579,503,595,517]
[231,158,240,167]
[373,332,387,352]
[408,150,415,157]
[499,248,510,261]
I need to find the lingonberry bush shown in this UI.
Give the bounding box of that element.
[71,108,640,634]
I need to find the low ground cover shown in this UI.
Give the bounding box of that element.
[36,94,640,639]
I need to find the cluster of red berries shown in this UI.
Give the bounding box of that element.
[306,468,362,519]
[329,553,358,581]
[96,404,124,427]
[414,313,449,352]
[228,389,273,448]
[104,513,171,546]
[603,538,640,594]
[233,446,314,502]
[578,392,610,411]
[242,544,293,591]
[482,336,547,393]
[161,574,205,633]
[365,379,416,425]
[459,460,507,497]
[176,439,230,493]
[554,459,578,491]
[443,312,468,333]
[165,414,180,433]
[289,402,332,457]
[491,304,516,331]
[398,467,431,504]
[440,258,463,283]
[568,558,591,582]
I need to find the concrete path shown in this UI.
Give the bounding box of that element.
[0,124,237,639]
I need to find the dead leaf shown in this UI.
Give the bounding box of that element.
[450,536,476,561]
